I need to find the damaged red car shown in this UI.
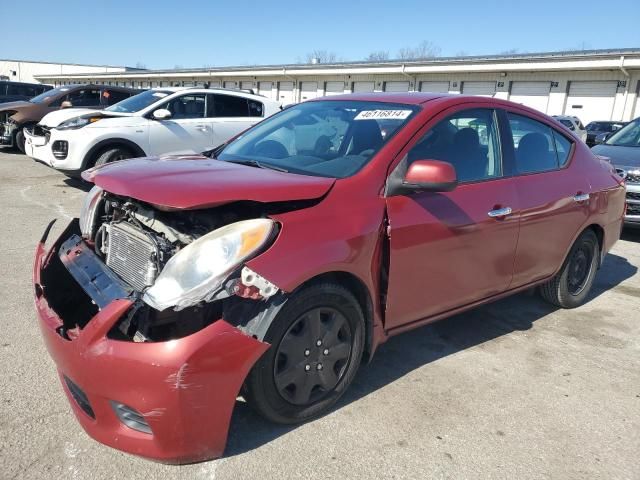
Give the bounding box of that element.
[34,93,625,463]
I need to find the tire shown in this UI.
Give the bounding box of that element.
[539,229,600,308]
[15,128,26,153]
[93,147,133,167]
[244,282,365,424]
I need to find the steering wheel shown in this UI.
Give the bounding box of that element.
[253,140,289,159]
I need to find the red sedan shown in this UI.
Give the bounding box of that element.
[34,93,625,463]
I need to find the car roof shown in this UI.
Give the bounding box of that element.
[149,86,275,101]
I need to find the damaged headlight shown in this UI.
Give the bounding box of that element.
[143,218,276,311]
[79,185,104,240]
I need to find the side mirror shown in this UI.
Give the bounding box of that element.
[60,101,72,109]
[387,159,458,196]
[153,108,172,120]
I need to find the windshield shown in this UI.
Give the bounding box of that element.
[217,100,419,178]
[29,86,71,104]
[605,118,640,147]
[105,89,171,113]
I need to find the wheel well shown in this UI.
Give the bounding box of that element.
[301,271,374,362]
[586,223,605,264]
[83,139,146,170]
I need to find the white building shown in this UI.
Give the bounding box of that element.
[33,49,640,124]
[0,59,135,84]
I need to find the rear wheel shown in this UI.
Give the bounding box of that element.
[244,282,365,424]
[539,229,600,308]
[93,146,133,167]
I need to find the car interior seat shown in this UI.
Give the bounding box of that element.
[449,127,488,181]
[518,132,556,172]
[350,120,384,155]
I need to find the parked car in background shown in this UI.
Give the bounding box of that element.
[553,115,588,142]
[592,117,640,225]
[25,87,281,177]
[33,93,624,463]
[585,120,626,147]
[0,84,138,153]
[0,81,52,104]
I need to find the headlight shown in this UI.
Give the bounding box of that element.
[57,115,102,130]
[79,186,104,240]
[143,218,276,311]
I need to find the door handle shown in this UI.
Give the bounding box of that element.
[488,207,512,218]
[573,193,590,203]
[195,124,208,131]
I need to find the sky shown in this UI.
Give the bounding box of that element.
[2,0,639,70]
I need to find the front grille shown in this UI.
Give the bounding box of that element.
[64,376,95,419]
[626,173,640,184]
[106,222,158,291]
[628,203,640,215]
[627,191,640,201]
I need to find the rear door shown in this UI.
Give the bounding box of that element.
[503,109,591,287]
[207,93,264,147]
[148,93,212,155]
[384,106,520,329]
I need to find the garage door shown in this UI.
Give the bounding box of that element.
[353,81,375,92]
[510,81,551,113]
[462,81,496,97]
[258,82,273,98]
[240,81,255,92]
[209,81,221,88]
[300,82,318,101]
[224,81,237,89]
[325,81,344,96]
[278,81,294,105]
[565,81,617,124]
[385,81,410,92]
[419,81,450,93]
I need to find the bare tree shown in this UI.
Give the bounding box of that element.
[397,41,441,60]
[365,50,390,62]
[305,50,338,64]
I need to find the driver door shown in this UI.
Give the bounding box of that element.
[148,93,213,155]
[384,106,520,330]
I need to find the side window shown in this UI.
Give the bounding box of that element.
[165,94,206,119]
[102,89,131,106]
[553,130,573,167]
[210,94,249,117]
[66,89,101,107]
[248,99,264,117]
[508,113,559,173]
[407,108,502,183]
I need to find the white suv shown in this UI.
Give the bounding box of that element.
[552,115,588,143]
[24,88,281,176]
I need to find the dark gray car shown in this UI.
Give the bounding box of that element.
[592,117,640,225]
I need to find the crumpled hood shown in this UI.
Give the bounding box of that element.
[591,144,640,170]
[39,108,102,127]
[83,155,335,209]
[0,100,31,112]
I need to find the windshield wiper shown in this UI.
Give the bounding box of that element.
[227,159,289,173]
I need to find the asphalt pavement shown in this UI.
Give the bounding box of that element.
[1,150,638,480]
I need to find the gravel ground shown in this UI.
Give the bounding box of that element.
[1,150,638,480]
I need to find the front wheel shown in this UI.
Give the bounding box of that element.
[93,146,133,167]
[15,128,26,153]
[244,282,365,424]
[539,229,600,308]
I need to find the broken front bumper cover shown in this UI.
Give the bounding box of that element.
[33,219,270,463]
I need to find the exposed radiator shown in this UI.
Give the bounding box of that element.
[105,222,158,291]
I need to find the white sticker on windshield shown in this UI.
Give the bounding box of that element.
[152,92,168,97]
[354,109,412,120]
